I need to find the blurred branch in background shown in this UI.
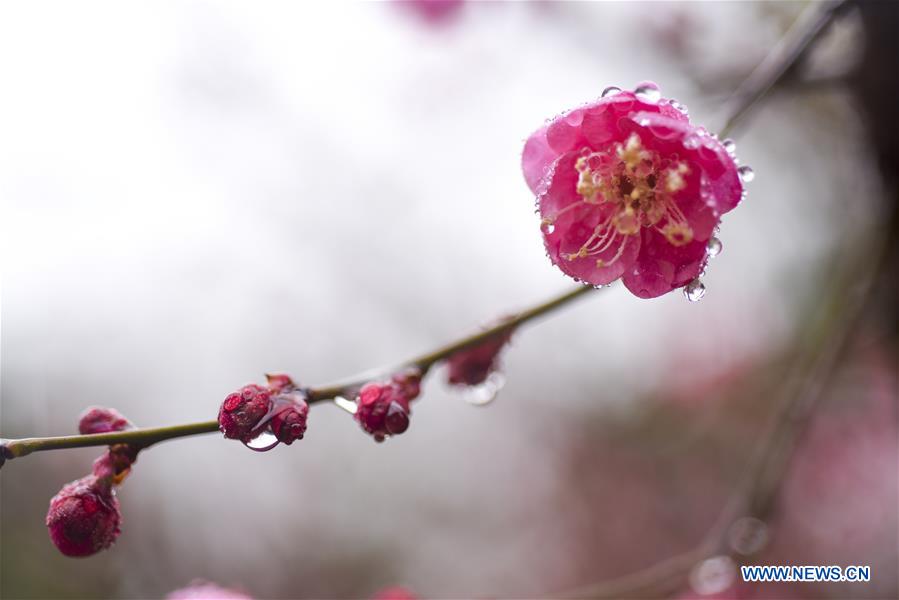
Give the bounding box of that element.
[557,0,899,597]
[719,0,850,138]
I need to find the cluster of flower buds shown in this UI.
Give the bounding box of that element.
[354,368,422,442]
[217,334,515,448]
[45,407,137,557]
[218,374,309,449]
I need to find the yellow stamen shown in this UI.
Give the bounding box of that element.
[662,222,694,246]
[613,207,640,235]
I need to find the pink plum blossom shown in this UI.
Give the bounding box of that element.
[523,83,745,298]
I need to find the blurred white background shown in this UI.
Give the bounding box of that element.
[0,2,887,598]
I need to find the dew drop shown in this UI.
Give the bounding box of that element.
[601,86,622,98]
[541,221,555,234]
[670,100,688,115]
[463,372,506,406]
[333,396,358,415]
[634,82,661,103]
[689,556,736,596]
[728,517,769,556]
[706,237,722,258]
[384,401,410,435]
[243,430,279,452]
[738,165,755,182]
[683,134,702,150]
[722,138,737,155]
[684,278,706,302]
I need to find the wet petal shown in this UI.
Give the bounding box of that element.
[624,112,743,216]
[522,126,557,195]
[544,202,641,285]
[622,228,706,298]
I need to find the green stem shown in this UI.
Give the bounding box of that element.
[307,284,595,400]
[2,421,220,459]
[2,285,597,461]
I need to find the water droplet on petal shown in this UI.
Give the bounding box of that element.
[706,237,722,258]
[684,278,706,302]
[670,100,688,115]
[634,82,661,103]
[722,138,737,155]
[690,556,736,596]
[463,372,506,406]
[333,396,358,415]
[728,517,769,556]
[384,402,410,435]
[683,134,703,150]
[738,165,755,182]
[541,221,555,234]
[243,430,279,452]
[601,86,622,98]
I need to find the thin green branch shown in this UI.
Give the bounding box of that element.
[1,285,597,462]
[307,284,595,401]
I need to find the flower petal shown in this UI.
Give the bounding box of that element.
[537,151,581,217]
[622,228,707,298]
[522,126,557,195]
[624,112,743,216]
[544,202,641,286]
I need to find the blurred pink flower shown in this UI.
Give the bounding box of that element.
[372,586,418,600]
[396,0,464,26]
[167,581,253,599]
[523,83,744,298]
[764,342,898,598]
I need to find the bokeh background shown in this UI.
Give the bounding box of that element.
[1,2,896,599]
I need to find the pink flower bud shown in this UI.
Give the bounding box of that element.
[269,392,309,445]
[218,384,273,442]
[265,373,295,393]
[46,475,121,557]
[355,371,421,442]
[523,82,746,298]
[391,367,423,399]
[78,406,133,434]
[446,330,513,387]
